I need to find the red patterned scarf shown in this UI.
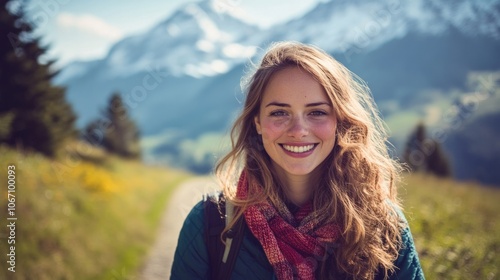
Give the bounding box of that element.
[236,171,341,280]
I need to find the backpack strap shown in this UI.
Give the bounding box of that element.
[204,194,225,280]
[204,193,246,280]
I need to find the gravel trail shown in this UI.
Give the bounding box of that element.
[139,176,218,279]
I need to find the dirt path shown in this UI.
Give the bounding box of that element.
[139,176,219,279]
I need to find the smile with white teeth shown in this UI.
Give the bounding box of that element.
[282,144,315,153]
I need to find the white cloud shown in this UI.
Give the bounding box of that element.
[57,12,123,40]
[223,43,257,58]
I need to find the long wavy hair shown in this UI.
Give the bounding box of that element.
[215,41,404,279]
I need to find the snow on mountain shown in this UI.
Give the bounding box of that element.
[106,1,260,78]
[423,0,500,38]
[57,0,500,83]
[57,0,259,83]
[263,0,404,54]
[263,0,500,55]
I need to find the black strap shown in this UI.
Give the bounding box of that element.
[204,194,246,280]
[219,215,245,280]
[204,195,225,280]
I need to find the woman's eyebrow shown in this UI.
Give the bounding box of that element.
[265,102,290,108]
[265,102,331,107]
[306,102,331,107]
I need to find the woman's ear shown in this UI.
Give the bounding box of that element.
[254,116,262,135]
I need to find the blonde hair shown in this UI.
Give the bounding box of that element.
[216,41,404,279]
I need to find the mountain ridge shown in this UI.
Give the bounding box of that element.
[55,0,500,185]
[56,0,500,83]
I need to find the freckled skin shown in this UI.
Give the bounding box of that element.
[254,67,337,184]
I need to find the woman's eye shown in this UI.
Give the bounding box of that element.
[270,110,287,117]
[309,110,327,116]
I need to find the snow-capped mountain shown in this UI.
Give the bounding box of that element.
[54,0,500,111]
[57,0,260,83]
[56,0,500,185]
[104,1,259,78]
[58,0,500,84]
[265,0,500,55]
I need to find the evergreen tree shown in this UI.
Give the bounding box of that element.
[85,93,140,158]
[0,0,76,156]
[404,122,452,177]
[83,118,107,147]
[403,122,427,171]
[426,143,452,177]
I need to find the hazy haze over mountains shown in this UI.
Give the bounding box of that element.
[56,0,500,185]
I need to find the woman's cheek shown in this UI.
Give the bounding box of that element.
[312,120,337,139]
[261,118,288,136]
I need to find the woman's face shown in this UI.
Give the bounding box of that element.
[254,67,337,179]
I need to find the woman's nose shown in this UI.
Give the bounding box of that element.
[287,117,309,138]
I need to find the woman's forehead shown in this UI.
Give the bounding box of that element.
[261,67,330,105]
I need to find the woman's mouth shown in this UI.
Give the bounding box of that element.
[280,143,318,154]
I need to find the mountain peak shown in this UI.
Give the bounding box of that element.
[57,0,500,82]
[263,0,500,55]
[89,0,260,78]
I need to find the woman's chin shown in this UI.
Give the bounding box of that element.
[281,165,317,177]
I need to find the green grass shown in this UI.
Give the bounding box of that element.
[0,143,190,280]
[401,173,500,280]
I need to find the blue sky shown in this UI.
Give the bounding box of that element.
[25,0,323,67]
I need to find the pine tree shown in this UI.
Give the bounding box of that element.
[0,0,76,156]
[85,93,140,158]
[403,122,452,177]
[403,122,427,171]
[426,143,452,177]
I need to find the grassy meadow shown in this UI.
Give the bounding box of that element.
[0,142,190,280]
[401,174,500,279]
[0,142,499,279]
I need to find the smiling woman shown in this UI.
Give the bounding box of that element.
[255,67,338,205]
[171,42,425,280]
